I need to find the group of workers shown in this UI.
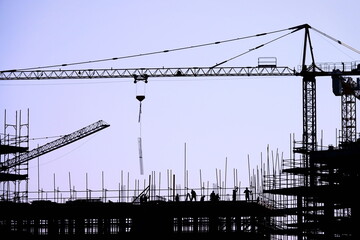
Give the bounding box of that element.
[140,187,253,203]
[175,187,253,202]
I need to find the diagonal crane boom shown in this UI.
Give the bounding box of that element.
[0,120,110,171]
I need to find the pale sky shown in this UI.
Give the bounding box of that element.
[1,0,359,200]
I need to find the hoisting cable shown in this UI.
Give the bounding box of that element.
[210,30,295,68]
[5,27,292,72]
[138,101,142,123]
[29,135,64,140]
[134,75,147,175]
[310,27,360,54]
[137,103,144,175]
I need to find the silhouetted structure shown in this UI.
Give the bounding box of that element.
[0,199,274,240]
[261,139,360,239]
[1,24,360,239]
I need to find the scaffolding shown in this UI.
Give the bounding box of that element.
[1,122,359,239]
[0,111,110,203]
[261,136,359,239]
[0,109,30,202]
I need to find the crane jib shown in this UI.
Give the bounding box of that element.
[0,67,298,80]
[1,64,359,81]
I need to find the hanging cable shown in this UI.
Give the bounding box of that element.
[210,31,295,68]
[29,135,64,140]
[8,27,292,72]
[310,27,360,54]
[138,102,142,123]
[135,75,147,175]
[137,103,144,175]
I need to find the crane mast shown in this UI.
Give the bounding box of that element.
[332,70,360,144]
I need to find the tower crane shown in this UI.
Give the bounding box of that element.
[0,24,359,156]
[1,23,359,194]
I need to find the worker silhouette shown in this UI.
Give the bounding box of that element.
[232,187,238,201]
[215,193,220,201]
[244,187,252,202]
[210,190,216,202]
[190,189,197,201]
[140,194,148,203]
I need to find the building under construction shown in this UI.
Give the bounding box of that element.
[0,24,359,239]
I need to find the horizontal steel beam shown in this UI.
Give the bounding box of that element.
[0,67,298,80]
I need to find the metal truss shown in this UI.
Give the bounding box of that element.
[0,120,110,171]
[0,67,297,80]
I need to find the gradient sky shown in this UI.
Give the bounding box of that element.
[1,0,359,200]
